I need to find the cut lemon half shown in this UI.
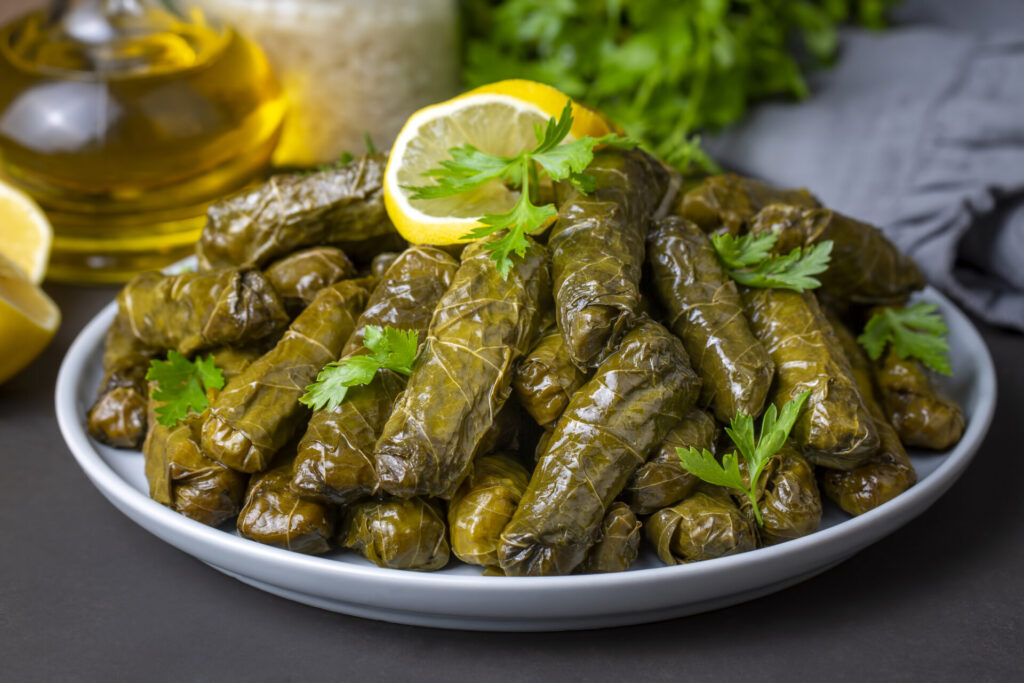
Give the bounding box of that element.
[0,180,52,283]
[0,253,60,384]
[384,80,613,246]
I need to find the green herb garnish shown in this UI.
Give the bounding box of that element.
[406,100,635,278]
[712,232,833,292]
[857,303,951,375]
[300,325,419,411]
[145,351,224,427]
[677,390,811,526]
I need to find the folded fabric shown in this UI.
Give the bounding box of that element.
[705,19,1024,331]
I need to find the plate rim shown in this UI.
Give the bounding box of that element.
[54,285,996,613]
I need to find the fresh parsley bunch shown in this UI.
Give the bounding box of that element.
[461,0,899,170]
[406,100,635,277]
[300,325,419,411]
[677,390,811,525]
[712,232,833,292]
[858,303,952,375]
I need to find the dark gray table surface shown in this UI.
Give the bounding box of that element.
[1,283,1021,682]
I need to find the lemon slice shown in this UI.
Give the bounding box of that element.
[0,180,52,284]
[0,254,60,384]
[384,80,613,246]
[466,80,614,140]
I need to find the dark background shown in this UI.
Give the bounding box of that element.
[1,1,1021,680]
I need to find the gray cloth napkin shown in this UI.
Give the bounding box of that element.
[704,7,1024,331]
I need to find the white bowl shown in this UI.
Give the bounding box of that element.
[55,286,995,631]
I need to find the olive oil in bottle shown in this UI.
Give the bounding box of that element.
[0,1,286,282]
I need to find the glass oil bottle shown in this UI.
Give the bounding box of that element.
[0,0,286,282]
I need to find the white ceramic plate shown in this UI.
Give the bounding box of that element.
[55,286,995,631]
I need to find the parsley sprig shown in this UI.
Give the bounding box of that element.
[406,100,635,278]
[146,351,225,427]
[677,391,811,526]
[712,232,833,292]
[300,325,419,411]
[858,303,952,375]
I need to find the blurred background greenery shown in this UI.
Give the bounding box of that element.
[460,0,900,170]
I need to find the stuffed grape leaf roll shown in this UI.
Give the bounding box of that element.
[735,444,822,545]
[118,268,289,356]
[375,237,550,500]
[647,216,774,422]
[498,320,701,576]
[144,412,250,527]
[264,246,356,315]
[341,498,450,571]
[742,287,879,470]
[448,453,530,568]
[197,153,403,269]
[646,485,757,564]
[202,279,370,473]
[142,346,258,526]
[749,205,927,304]
[207,344,266,382]
[821,312,917,515]
[576,502,642,574]
[622,408,717,515]
[676,173,819,235]
[370,251,401,279]
[512,326,589,427]
[549,148,669,368]
[88,308,159,448]
[292,246,459,504]
[473,400,527,462]
[237,454,335,554]
[873,346,965,451]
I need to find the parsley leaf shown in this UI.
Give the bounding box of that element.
[857,303,952,375]
[729,241,833,292]
[463,193,558,279]
[407,145,514,200]
[677,447,746,491]
[300,326,420,411]
[363,324,418,374]
[405,99,634,277]
[300,356,381,411]
[146,351,225,427]
[712,232,833,292]
[531,132,636,181]
[677,390,811,525]
[712,232,778,269]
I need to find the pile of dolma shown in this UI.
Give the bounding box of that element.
[88,151,965,575]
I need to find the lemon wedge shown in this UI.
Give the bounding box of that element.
[384,79,613,246]
[0,180,52,284]
[0,253,60,384]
